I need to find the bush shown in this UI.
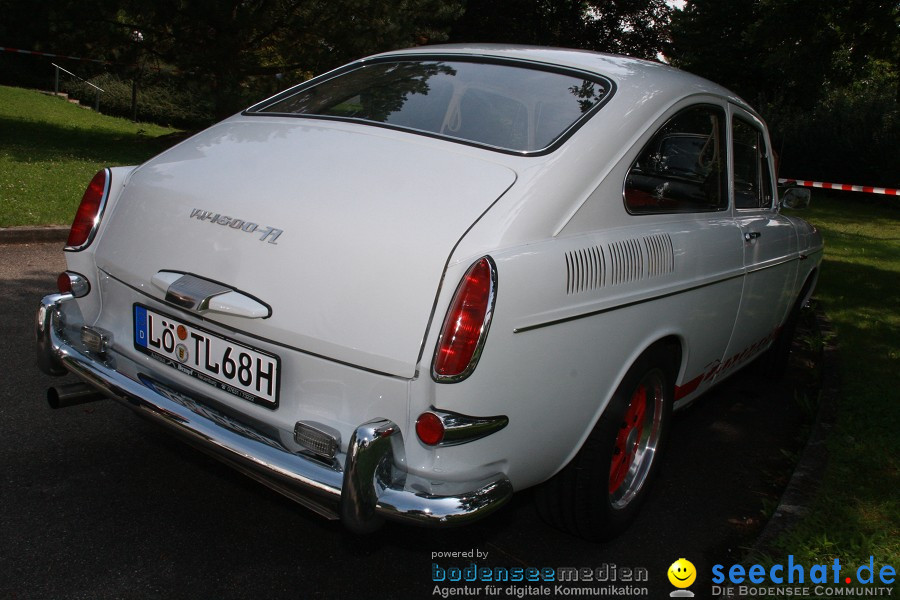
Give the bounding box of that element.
[767,66,899,188]
[64,72,215,128]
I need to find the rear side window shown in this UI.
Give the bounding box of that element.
[247,59,612,153]
[624,105,728,213]
[733,117,775,209]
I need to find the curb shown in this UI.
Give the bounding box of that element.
[719,306,840,599]
[0,226,69,245]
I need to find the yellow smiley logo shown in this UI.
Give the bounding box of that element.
[668,558,697,588]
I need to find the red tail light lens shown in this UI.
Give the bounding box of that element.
[432,256,497,382]
[56,272,72,293]
[66,169,110,251]
[415,412,445,446]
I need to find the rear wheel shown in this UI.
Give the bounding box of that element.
[536,346,674,540]
[758,276,815,378]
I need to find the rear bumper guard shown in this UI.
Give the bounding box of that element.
[35,293,512,532]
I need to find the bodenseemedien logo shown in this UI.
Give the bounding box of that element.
[668,558,697,597]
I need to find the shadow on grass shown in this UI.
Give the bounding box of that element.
[818,257,899,375]
[817,226,900,265]
[0,115,189,165]
[819,253,899,312]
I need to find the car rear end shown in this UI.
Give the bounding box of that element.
[36,50,614,531]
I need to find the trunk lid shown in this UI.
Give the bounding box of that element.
[95,117,517,377]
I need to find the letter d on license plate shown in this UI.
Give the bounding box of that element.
[133,304,280,408]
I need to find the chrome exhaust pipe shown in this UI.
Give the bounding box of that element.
[47,382,105,409]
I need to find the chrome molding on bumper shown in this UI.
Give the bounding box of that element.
[35,293,513,532]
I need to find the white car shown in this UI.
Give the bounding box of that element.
[36,45,823,540]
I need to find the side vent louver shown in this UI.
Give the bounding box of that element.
[566,233,675,295]
[565,246,606,294]
[608,238,644,285]
[643,233,675,277]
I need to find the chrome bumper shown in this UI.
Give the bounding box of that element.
[36,293,513,532]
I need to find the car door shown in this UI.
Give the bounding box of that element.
[719,106,798,373]
[622,103,746,399]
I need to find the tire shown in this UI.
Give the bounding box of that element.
[535,345,675,541]
[757,276,814,379]
[757,301,801,379]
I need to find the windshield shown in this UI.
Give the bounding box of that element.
[249,59,612,153]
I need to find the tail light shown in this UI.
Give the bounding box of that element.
[432,256,497,382]
[56,271,90,297]
[66,168,110,251]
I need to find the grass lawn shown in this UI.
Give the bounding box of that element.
[0,85,180,227]
[771,193,899,581]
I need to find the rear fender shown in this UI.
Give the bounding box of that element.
[63,166,137,326]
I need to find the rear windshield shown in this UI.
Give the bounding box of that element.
[248,59,612,153]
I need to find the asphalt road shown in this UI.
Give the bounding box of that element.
[0,242,814,600]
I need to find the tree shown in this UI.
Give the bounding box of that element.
[670,0,899,109]
[115,0,464,116]
[449,0,672,60]
[2,0,463,118]
[667,0,760,100]
[670,0,899,186]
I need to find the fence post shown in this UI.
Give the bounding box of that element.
[131,79,138,122]
[54,65,59,95]
[94,88,100,112]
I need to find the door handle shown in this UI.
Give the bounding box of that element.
[744,231,761,241]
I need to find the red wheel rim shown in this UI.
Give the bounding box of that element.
[607,368,666,509]
[609,384,647,494]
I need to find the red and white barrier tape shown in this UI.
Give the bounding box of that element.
[1,46,109,65]
[779,178,898,196]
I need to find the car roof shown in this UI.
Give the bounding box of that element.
[372,44,751,113]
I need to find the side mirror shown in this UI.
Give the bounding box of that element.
[781,187,811,210]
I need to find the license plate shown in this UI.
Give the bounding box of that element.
[133,304,280,408]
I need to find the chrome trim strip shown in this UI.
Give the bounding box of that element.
[514,273,744,334]
[244,54,617,158]
[428,409,509,447]
[745,255,797,275]
[36,294,513,531]
[515,255,801,334]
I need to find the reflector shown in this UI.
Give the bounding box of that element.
[294,421,341,459]
[415,412,444,446]
[80,326,110,354]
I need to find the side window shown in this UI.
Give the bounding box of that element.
[624,105,727,213]
[733,117,775,210]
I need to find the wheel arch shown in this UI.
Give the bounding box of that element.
[652,334,684,384]
[543,333,683,484]
[534,334,679,539]
[797,267,819,308]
